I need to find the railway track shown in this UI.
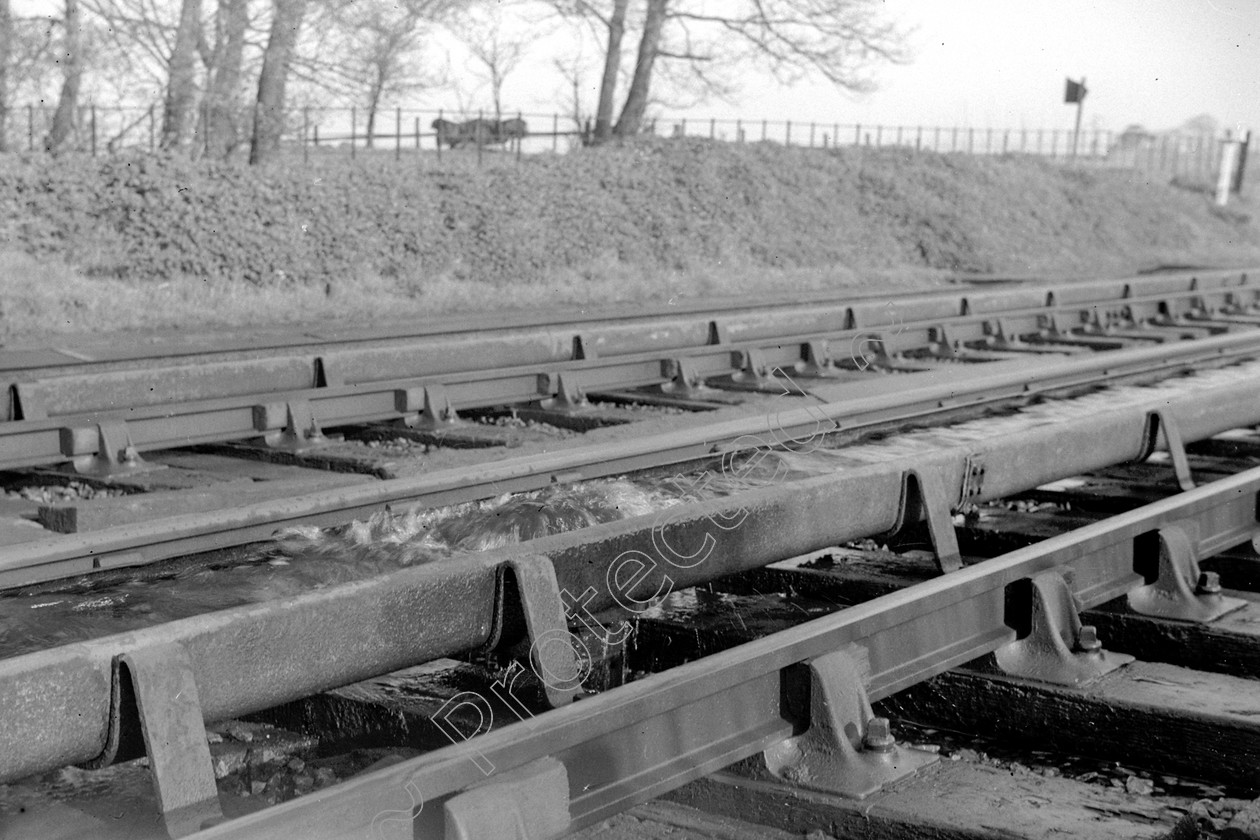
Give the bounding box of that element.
[1,267,1255,474]
[4,268,1260,840]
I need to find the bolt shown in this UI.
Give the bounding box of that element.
[1197,571,1222,595]
[1075,625,1102,653]
[863,717,896,753]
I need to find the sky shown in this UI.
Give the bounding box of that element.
[12,0,1260,136]
[487,0,1260,136]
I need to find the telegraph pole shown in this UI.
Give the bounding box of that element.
[1065,77,1087,161]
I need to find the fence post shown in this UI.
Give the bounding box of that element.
[477,109,483,167]
[437,109,443,161]
[762,119,768,141]
[1234,130,1251,194]
[1051,130,1059,158]
[351,107,357,160]
[516,111,523,163]
[785,120,792,146]
[90,105,97,156]
[303,107,309,165]
[736,119,743,142]
[854,124,861,145]
[415,117,420,155]
[810,122,815,147]
[916,126,922,150]
[709,117,715,139]
[396,107,402,161]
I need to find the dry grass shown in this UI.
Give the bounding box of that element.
[0,250,951,346]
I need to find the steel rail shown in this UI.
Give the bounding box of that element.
[3,274,1258,474]
[2,373,1259,785]
[0,267,1247,377]
[0,277,994,374]
[4,326,1260,588]
[194,462,1260,840]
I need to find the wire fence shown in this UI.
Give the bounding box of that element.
[4,103,1254,186]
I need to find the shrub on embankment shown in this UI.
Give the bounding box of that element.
[1,139,1258,290]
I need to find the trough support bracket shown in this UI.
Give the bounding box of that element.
[797,340,838,378]
[848,332,889,371]
[10,382,47,421]
[444,757,571,840]
[119,642,223,838]
[254,400,334,452]
[982,318,1021,349]
[729,348,775,388]
[887,468,963,574]
[67,419,163,476]
[537,373,589,412]
[1142,410,1195,492]
[994,570,1134,686]
[927,325,959,358]
[395,383,461,429]
[489,555,583,710]
[761,648,937,799]
[660,357,713,399]
[1127,523,1247,622]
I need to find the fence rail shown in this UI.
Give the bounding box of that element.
[3,103,1253,185]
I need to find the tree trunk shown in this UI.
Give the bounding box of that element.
[613,0,666,137]
[593,0,627,143]
[204,0,249,159]
[249,0,308,165]
[45,0,81,153]
[161,0,202,151]
[204,0,248,159]
[0,0,11,152]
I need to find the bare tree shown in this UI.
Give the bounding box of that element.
[591,0,626,141]
[202,0,249,159]
[80,0,181,98]
[612,0,663,136]
[160,0,200,150]
[298,0,454,148]
[0,0,11,151]
[45,0,82,153]
[551,0,910,139]
[250,0,306,165]
[552,52,591,144]
[457,4,530,123]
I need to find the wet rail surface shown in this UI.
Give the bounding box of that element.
[6,273,1260,839]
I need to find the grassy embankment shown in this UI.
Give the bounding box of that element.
[1,140,1258,344]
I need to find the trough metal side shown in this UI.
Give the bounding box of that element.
[1,373,1258,784]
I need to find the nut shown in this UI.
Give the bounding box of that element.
[1076,625,1102,653]
[863,717,896,753]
